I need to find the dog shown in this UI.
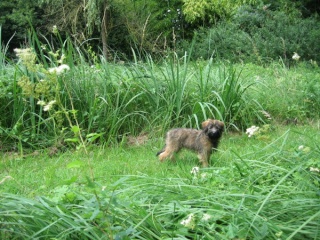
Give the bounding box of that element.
[157,119,224,167]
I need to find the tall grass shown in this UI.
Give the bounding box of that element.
[1,28,319,152]
[1,28,265,150]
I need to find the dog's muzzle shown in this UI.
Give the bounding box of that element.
[207,128,221,139]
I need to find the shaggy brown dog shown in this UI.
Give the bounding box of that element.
[157,119,224,167]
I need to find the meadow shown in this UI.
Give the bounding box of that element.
[1,33,320,239]
[1,124,320,239]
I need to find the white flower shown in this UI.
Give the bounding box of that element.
[14,48,33,58]
[52,25,58,35]
[43,105,51,111]
[14,48,36,65]
[292,52,300,61]
[180,213,195,229]
[201,213,212,221]
[37,100,46,106]
[43,100,56,111]
[310,167,320,173]
[246,126,260,137]
[57,54,66,64]
[48,64,70,75]
[260,110,272,120]
[298,145,310,153]
[190,167,199,175]
[200,172,208,179]
[48,67,57,73]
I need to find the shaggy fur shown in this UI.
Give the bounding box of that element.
[157,119,224,167]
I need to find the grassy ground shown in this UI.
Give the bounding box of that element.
[1,124,319,196]
[1,123,319,239]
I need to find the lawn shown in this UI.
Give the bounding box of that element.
[1,123,319,239]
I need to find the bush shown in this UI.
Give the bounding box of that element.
[181,7,320,64]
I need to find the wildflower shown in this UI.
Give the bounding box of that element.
[200,172,208,179]
[180,213,195,229]
[14,48,35,62]
[201,213,212,222]
[246,126,260,137]
[262,5,269,11]
[43,100,56,111]
[37,100,46,106]
[310,167,320,173]
[261,110,272,120]
[298,145,310,153]
[310,59,318,67]
[52,25,59,35]
[48,64,70,75]
[14,48,37,70]
[190,166,200,175]
[292,52,300,61]
[57,54,66,64]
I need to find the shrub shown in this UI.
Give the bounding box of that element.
[181,7,320,64]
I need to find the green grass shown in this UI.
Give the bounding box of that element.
[2,124,318,196]
[2,33,320,150]
[1,124,319,239]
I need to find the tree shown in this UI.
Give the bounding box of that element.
[182,0,258,24]
[0,0,43,50]
[38,0,185,59]
[38,0,113,60]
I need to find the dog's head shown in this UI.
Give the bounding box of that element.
[201,119,224,139]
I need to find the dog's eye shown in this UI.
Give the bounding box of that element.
[211,124,221,130]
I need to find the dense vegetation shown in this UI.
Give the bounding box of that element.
[0,0,319,239]
[1,28,320,151]
[1,0,320,62]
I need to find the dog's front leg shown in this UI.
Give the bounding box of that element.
[198,152,209,167]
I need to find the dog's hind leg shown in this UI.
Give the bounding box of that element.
[156,145,166,157]
[158,149,174,161]
[157,144,178,162]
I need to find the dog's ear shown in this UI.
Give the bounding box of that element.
[214,120,224,129]
[202,119,215,129]
[201,120,211,129]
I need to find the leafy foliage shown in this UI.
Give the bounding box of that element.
[182,0,257,23]
[181,7,320,64]
[0,0,43,52]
